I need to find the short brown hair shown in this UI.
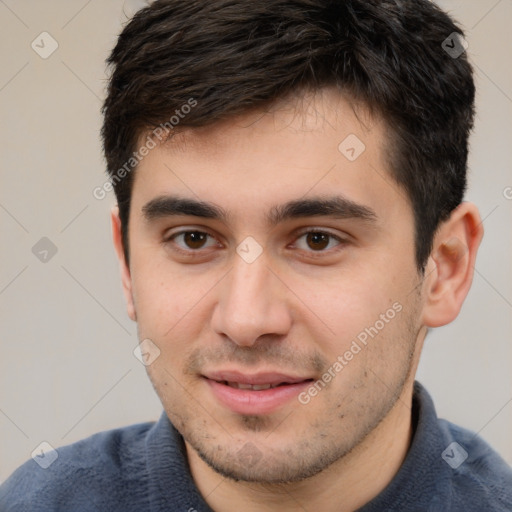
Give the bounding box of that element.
[102,0,475,271]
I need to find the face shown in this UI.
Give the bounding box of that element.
[120,88,425,483]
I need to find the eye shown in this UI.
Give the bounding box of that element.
[165,230,219,251]
[294,230,344,252]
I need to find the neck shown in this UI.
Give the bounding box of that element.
[186,382,415,512]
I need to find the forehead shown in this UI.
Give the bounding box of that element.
[155,88,378,161]
[131,87,409,226]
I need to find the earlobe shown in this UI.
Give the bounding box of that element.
[110,206,137,322]
[421,202,483,328]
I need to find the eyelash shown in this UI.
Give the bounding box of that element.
[163,228,347,257]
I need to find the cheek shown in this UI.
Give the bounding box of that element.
[130,260,221,348]
[294,262,415,368]
[293,271,394,339]
[131,275,174,335]
[129,249,180,312]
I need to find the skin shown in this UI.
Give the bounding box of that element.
[111,87,483,511]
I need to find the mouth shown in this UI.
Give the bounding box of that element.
[219,381,288,390]
[202,370,314,415]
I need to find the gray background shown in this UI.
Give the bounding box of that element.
[1,0,511,481]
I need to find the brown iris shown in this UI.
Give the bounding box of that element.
[306,232,330,251]
[184,231,208,249]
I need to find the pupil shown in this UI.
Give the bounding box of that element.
[185,232,206,249]
[307,233,329,250]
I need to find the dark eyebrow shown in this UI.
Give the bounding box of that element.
[266,196,377,225]
[142,195,377,226]
[142,196,227,222]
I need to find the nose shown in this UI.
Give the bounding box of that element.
[211,252,292,347]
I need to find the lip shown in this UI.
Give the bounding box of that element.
[203,370,314,415]
[203,370,311,386]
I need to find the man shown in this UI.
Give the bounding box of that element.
[1,0,511,510]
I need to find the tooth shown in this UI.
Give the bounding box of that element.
[226,382,274,390]
[251,384,271,390]
[235,383,254,390]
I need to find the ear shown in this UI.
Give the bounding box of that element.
[111,206,137,322]
[421,202,484,327]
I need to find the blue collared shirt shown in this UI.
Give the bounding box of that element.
[1,382,511,511]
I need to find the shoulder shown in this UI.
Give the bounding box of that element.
[0,420,155,512]
[438,418,512,511]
